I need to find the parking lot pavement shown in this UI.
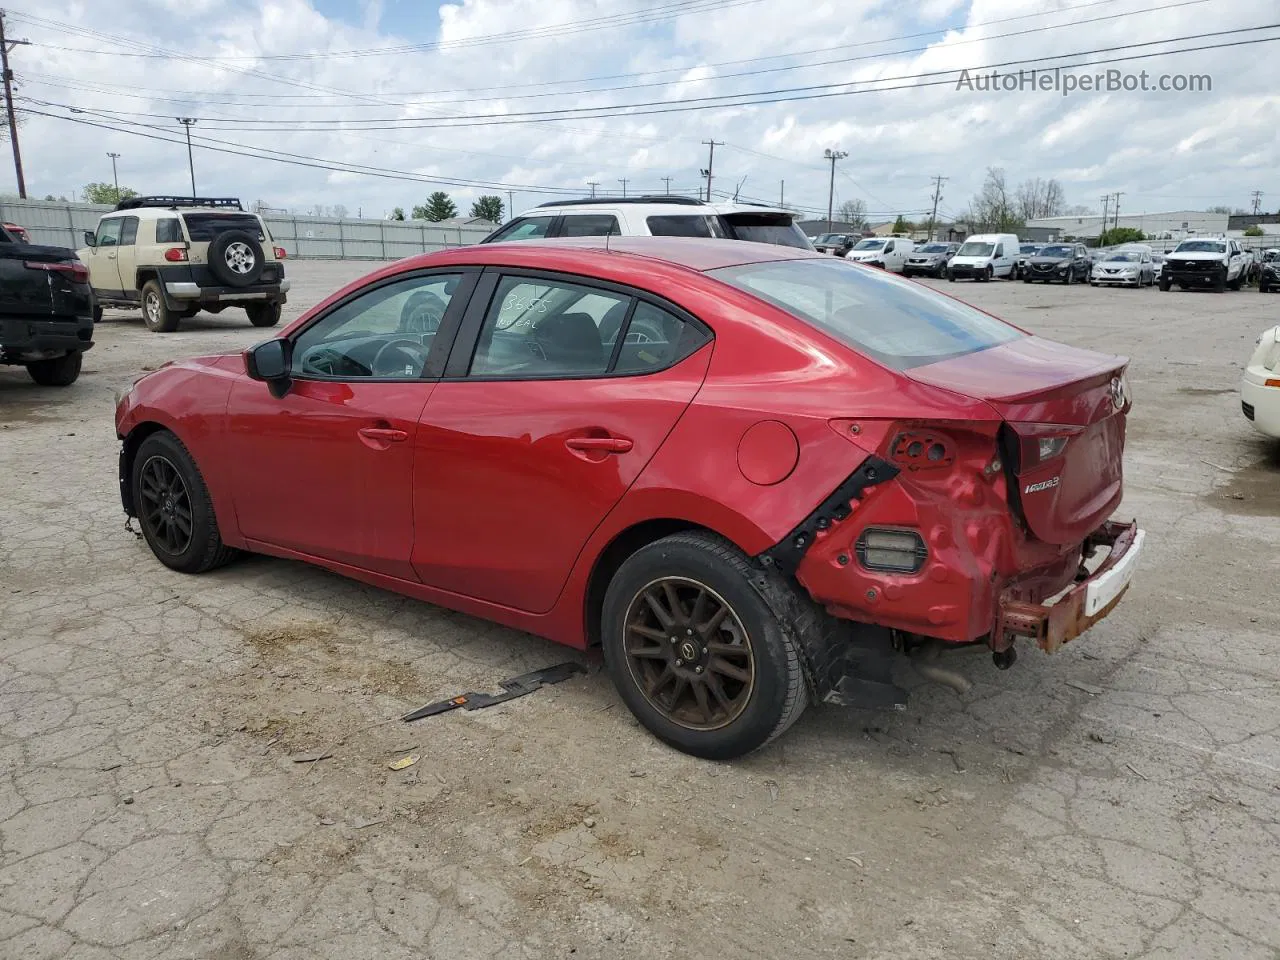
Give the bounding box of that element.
[2,259,1278,959]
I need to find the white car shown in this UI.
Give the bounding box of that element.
[1242,326,1280,438]
[844,236,914,272]
[482,197,813,249]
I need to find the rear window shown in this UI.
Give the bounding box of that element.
[721,214,810,249]
[710,257,1022,371]
[181,213,266,242]
[646,215,725,239]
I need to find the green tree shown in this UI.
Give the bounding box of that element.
[412,191,457,222]
[1243,225,1264,237]
[82,182,138,205]
[389,207,406,221]
[892,214,914,233]
[469,195,504,222]
[1098,226,1145,246]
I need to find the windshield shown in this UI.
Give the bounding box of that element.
[1175,240,1226,253]
[1106,252,1142,262]
[852,239,885,251]
[1038,245,1074,258]
[721,214,811,249]
[1019,244,1041,254]
[919,243,949,253]
[956,242,993,257]
[710,257,1022,371]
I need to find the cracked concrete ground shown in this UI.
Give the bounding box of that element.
[2,260,1278,959]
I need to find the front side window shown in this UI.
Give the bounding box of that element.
[292,273,463,379]
[486,216,555,243]
[470,276,629,378]
[884,241,896,253]
[559,215,619,237]
[95,218,124,247]
[711,257,1022,371]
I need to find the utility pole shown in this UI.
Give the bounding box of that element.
[506,190,514,221]
[0,11,30,199]
[927,175,948,241]
[700,139,723,203]
[1250,190,1263,215]
[823,148,848,233]
[1112,191,1123,230]
[1099,195,1111,238]
[780,180,784,207]
[107,152,120,197]
[587,181,599,198]
[177,118,197,195]
[661,176,672,195]
[617,178,628,198]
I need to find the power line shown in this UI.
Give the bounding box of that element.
[62,25,1275,131]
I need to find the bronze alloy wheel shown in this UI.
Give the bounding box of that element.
[623,576,755,731]
[138,454,194,556]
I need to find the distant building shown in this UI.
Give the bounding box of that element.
[1228,213,1280,231]
[1024,210,1228,242]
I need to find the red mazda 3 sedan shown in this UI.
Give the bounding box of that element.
[115,238,1143,759]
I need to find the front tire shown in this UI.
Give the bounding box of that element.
[142,280,179,332]
[601,532,808,760]
[1229,274,1242,291]
[26,351,82,386]
[1159,277,1172,291]
[246,302,282,328]
[131,431,237,574]
[982,265,993,282]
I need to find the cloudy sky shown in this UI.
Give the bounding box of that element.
[6,0,1278,222]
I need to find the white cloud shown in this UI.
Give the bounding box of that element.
[6,0,1277,221]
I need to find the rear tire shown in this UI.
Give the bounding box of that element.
[601,532,808,760]
[25,351,82,386]
[246,302,281,328]
[1159,277,1171,291]
[1261,280,1271,293]
[142,280,179,332]
[131,431,237,574]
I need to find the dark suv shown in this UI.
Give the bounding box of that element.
[1023,243,1091,284]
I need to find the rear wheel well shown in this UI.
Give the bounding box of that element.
[584,519,716,648]
[136,268,159,290]
[120,422,172,515]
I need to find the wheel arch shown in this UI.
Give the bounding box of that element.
[119,420,173,517]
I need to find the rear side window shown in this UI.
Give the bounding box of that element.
[614,302,708,374]
[646,215,724,239]
[485,216,555,243]
[721,214,810,249]
[181,213,265,242]
[559,215,619,237]
[118,217,139,246]
[711,257,1022,371]
[156,218,182,243]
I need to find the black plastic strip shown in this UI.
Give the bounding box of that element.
[759,454,898,576]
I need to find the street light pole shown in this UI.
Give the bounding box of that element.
[177,118,197,196]
[107,152,120,198]
[823,148,848,233]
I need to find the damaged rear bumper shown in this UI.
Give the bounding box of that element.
[995,520,1144,653]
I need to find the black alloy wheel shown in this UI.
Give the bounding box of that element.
[137,454,194,557]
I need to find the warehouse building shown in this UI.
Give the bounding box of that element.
[1023,210,1228,242]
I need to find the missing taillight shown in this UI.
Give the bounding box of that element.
[890,430,955,470]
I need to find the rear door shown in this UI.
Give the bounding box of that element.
[113,216,140,295]
[411,269,713,612]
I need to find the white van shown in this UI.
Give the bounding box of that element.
[947,233,1020,282]
[844,236,915,273]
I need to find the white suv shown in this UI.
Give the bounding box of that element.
[481,196,813,249]
[77,197,290,332]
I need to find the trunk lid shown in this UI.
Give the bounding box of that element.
[0,242,89,318]
[909,336,1128,544]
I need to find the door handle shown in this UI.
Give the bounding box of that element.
[566,436,633,454]
[358,426,408,445]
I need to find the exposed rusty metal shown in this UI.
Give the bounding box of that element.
[994,521,1139,654]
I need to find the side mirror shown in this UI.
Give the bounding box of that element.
[244,338,291,383]
[84,231,97,248]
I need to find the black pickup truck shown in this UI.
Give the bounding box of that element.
[0,228,95,385]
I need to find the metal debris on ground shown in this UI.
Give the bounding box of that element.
[1065,679,1104,696]
[388,754,420,771]
[401,662,587,722]
[291,751,333,763]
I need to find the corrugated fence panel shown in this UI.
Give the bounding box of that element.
[0,201,491,259]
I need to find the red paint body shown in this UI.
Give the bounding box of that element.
[115,238,1132,651]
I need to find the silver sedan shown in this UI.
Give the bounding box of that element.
[1090,250,1156,287]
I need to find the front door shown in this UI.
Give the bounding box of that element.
[86,217,126,295]
[411,271,713,613]
[225,270,472,579]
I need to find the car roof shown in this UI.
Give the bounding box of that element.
[101,207,259,220]
[512,201,796,220]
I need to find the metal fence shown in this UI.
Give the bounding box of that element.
[0,199,491,259]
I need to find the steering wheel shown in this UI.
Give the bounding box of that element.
[399,291,447,334]
[371,339,430,378]
[303,346,345,376]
